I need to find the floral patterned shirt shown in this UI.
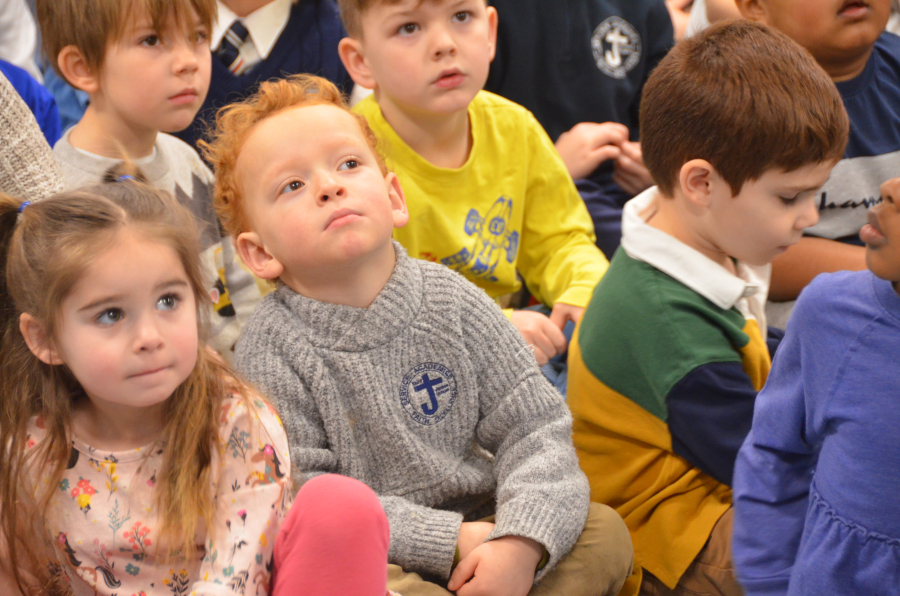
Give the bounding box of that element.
[25,395,291,596]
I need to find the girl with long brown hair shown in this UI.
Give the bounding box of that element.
[0,167,295,595]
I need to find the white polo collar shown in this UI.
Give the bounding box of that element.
[621,186,770,324]
[212,0,293,60]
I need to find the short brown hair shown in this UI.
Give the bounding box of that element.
[338,0,484,38]
[200,75,388,237]
[37,0,216,83]
[641,19,849,197]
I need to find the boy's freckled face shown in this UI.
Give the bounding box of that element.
[357,0,498,116]
[862,180,900,282]
[707,162,834,266]
[756,0,890,64]
[97,12,211,134]
[236,104,407,277]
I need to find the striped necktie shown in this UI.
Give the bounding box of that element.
[216,20,250,74]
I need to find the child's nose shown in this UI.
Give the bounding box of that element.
[430,24,457,59]
[316,174,347,203]
[172,40,201,73]
[796,197,820,230]
[134,315,164,352]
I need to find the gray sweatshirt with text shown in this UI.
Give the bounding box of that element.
[235,243,589,581]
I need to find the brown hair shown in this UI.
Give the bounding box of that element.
[201,74,387,237]
[36,0,216,83]
[640,19,849,197]
[0,165,253,594]
[337,0,486,38]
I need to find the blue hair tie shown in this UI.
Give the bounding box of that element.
[18,201,30,213]
[117,174,135,183]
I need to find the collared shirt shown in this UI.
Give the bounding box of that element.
[620,186,770,331]
[212,0,294,73]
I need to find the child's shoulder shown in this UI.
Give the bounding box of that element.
[793,269,880,330]
[217,392,289,452]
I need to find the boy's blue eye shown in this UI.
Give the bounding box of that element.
[339,160,359,171]
[281,180,304,194]
[398,23,419,35]
[157,294,179,311]
[453,11,471,23]
[97,308,124,325]
[141,35,160,47]
[191,28,209,43]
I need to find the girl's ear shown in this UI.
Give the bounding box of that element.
[19,313,64,365]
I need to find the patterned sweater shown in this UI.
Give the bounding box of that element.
[26,396,291,596]
[235,242,589,581]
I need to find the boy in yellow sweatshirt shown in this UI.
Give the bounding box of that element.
[336,0,608,377]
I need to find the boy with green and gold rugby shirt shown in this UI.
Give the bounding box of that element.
[567,21,849,596]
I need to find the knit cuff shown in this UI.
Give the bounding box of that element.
[486,496,587,582]
[387,506,463,580]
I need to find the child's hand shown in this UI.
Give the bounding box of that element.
[457,521,495,561]
[549,302,584,329]
[509,310,568,366]
[613,141,654,196]
[447,535,544,596]
[555,122,628,180]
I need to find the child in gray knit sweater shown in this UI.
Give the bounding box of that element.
[202,75,633,596]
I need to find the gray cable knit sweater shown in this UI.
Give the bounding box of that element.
[235,243,589,581]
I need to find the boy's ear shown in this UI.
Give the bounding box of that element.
[338,37,377,90]
[19,313,64,366]
[678,159,723,208]
[734,0,767,22]
[57,45,100,93]
[486,6,499,63]
[235,231,285,281]
[385,172,409,229]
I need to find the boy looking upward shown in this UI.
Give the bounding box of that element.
[336,0,609,369]
[736,0,900,317]
[567,21,848,596]
[36,0,264,357]
[204,75,634,596]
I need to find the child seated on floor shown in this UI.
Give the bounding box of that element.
[202,74,634,596]
[0,167,393,596]
[567,20,849,596]
[732,175,900,594]
[336,0,609,379]
[35,0,264,357]
[736,0,900,325]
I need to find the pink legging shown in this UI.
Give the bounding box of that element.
[272,474,390,596]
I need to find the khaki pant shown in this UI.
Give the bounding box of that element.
[638,508,743,596]
[387,503,634,596]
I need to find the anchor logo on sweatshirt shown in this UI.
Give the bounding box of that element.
[400,363,459,426]
[592,16,641,79]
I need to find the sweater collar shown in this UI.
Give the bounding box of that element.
[273,241,423,351]
[55,127,171,184]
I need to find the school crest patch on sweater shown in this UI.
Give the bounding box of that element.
[400,362,459,426]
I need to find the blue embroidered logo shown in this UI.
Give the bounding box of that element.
[441,196,518,282]
[399,363,459,426]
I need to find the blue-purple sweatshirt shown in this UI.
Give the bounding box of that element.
[732,270,900,595]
